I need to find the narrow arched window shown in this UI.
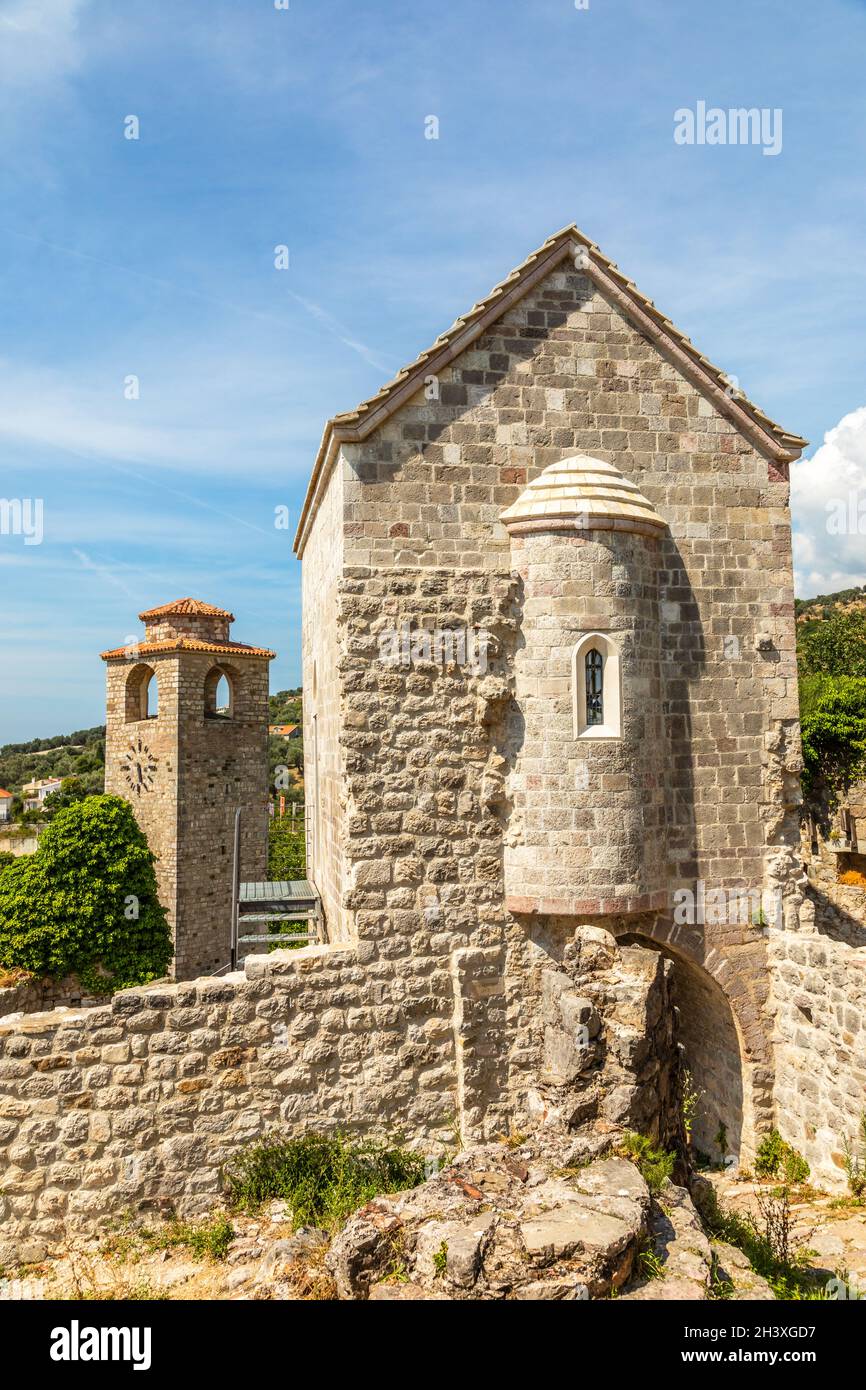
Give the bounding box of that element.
[573,633,621,739]
[585,648,604,727]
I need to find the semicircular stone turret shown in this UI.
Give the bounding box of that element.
[499,454,666,537]
[500,454,669,917]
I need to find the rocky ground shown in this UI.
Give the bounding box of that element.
[703,1169,866,1299]
[6,1131,865,1302]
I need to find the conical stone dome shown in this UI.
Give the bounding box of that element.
[499,455,666,537]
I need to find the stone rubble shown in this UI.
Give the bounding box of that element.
[329,1139,655,1301]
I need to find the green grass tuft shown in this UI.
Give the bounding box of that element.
[754,1130,810,1185]
[618,1132,676,1195]
[700,1184,825,1300]
[222,1131,429,1230]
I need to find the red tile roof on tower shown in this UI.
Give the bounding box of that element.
[101,638,275,661]
[138,598,235,622]
[0,788,12,799]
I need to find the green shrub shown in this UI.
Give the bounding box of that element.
[843,1113,866,1198]
[223,1132,429,1229]
[800,676,866,795]
[267,817,306,880]
[0,795,172,993]
[149,1213,234,1261]
[618,1132,676,1194]
[701,1183,825,1300]
[754,1130,810,1184]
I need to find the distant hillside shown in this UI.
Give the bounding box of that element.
[269,688,302,726]
[0,692,304,811]
[795,585,866,625]
[0,727,106,801]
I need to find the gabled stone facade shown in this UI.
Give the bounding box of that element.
[295,225,819,1169]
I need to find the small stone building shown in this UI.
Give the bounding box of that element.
[102,598,273,979]
[295,224,822,1166]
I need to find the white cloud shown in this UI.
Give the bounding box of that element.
[0,352,321,483]
[791,405,866,597]
[0,0,87,86]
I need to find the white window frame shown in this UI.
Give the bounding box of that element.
[572,631,622,739]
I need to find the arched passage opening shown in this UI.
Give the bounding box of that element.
[620,931,745,1165]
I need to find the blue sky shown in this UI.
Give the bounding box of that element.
[1,0,865,741]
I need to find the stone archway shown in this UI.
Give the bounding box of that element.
[616,919,772,1165]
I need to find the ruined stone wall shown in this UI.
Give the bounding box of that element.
[0,975,112,1020]
[0,923,675,1266]
[301,455,346,938]
[0,945,426,1266]
[770,889,866,1190]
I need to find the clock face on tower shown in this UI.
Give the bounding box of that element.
[120,735,158,796]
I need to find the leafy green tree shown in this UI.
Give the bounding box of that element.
[800,677,866,796]
[0,795,172,992]
[798,610,866,679]
[268,816,306,880]
[41,775,89,818]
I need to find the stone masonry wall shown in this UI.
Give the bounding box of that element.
[770,888,866,1190]
[0,924,677,1266]
[0,975,112,1021]
[301,455,345,938]
[321,261,803,1124]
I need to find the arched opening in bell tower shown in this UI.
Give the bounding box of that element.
[204,664,236,719]
[124,663,158,722]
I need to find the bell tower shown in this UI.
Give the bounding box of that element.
[102,598,274,979]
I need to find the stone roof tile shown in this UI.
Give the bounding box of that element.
[294,224,807,555]
[500,455,666,536]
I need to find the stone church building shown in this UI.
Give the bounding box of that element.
[294,224,843,1172]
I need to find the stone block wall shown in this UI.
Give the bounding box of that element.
[0,974,112,1021]
[771,890,866,1190]
[0,923,678,1266]
[301,456,345,937]
[0,945,405,1266]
